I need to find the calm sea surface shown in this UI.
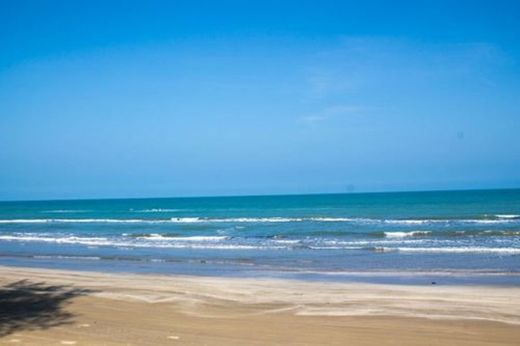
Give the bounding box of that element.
[1,189,519,284]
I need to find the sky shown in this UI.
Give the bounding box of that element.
[1,0,519,200]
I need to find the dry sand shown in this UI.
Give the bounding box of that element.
[0,266,519,345]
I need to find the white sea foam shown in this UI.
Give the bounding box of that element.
[1,232,518,254]
[0,218,169,224]
[168,217,518,225]
[384,231,431,238]
[170,217,205,223]
[495,214,520,219]
[384,219,439,225]
[179,244,267,250]
[0,234,276,250]
[170,217,375,223]
[393,247,520,254]
[169,217,377,223]
[309,217,363,222]
[308,246,363,250]
[170,217,302,223]
[0,216,518,224]
[272,239,301,244]
[134,209,183,213]
[149,258,166,262]
[136,234,228,241]
[379,218,520,225]
[461,219,513,224]
[33,255,101,260]
[0,219,50,224]
[384,219,518,225]
[0,235,112,246]
[224,217,302,223]
[43,210,91,213]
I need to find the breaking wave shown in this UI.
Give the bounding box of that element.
[382,247,520,254]
[384,231,432,238]
[1,216,519,225]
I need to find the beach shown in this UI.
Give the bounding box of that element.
[3,0,519,343]
[1,191,519,344]
[1,266,519,345]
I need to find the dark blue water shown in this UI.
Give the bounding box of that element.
[1,189,519,284]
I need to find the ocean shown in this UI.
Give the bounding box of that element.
[1,189,519,285]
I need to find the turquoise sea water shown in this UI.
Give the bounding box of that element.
[1,189,519,284]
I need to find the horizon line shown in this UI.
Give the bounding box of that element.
[1,186,519,204]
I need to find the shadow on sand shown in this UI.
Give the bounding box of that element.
[0,279,94,337]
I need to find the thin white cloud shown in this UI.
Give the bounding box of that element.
[302,37,508,100]
[301,105,366,124]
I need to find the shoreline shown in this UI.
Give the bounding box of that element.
[2,259,520,286]
[1,265,519,345]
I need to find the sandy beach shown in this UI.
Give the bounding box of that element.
[0,266,518,345]
[3,0,519,344]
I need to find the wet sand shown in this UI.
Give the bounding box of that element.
[0,266,519,345]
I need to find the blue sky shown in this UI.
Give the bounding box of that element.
[1,1,519,200]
